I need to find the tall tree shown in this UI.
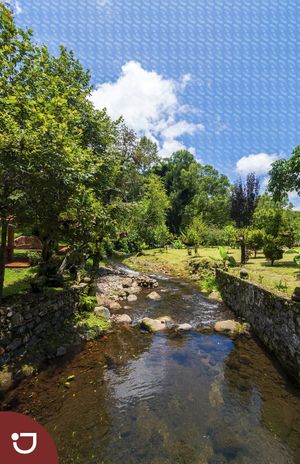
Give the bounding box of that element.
[0,3,91,296]
[230,173,260,263]
[268,147,300,201]
[155,151,230,233]
[230,173,260,228]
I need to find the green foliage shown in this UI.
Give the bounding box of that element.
[201,225,238,247]
[230,173,260,228]
[263,237,283,266]
[200,274,217,293]
[155,150,231,234]
[184,216,207,253]
[171,238,185,249]
[253,194,296,241]
[245,229,264,257]
[269,146,300,201]
[79,294,97,312]
[218,247,237,267]
[27,251,41,266]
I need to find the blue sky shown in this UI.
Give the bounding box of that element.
[12,0,300,207]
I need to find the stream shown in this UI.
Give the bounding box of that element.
[2,266,300,463]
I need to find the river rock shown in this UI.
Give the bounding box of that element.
[127,285,141,294]
[214,320,248,336]
[111,314,132,324]
[127,294,138,302]
[240,268,249,279]
[122,277,133,288]
[176,323,193,331]
[147,291,161,301]
[94,306,111,319]
[108,301,122,310]
[141,316,173,332]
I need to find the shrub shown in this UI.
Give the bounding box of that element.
[218,247,237,267]
[245,229,264,258]
[171,238,186,249]
[79,294,97,312]
[263,238,283,266]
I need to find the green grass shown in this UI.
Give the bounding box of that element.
[124,246,300,297]
[3,266,37,298]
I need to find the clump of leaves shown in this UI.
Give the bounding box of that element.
[218,247,237,267]
[79,294,97,312]
[263,237,283,266]
[201,274,218,294]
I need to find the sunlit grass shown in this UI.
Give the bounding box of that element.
[124,247,300,297]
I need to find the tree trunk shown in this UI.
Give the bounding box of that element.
[42,237,55,263]
[0,219,8,299]
[91,250,101,277]
[240,238,246,265]
[6,223,14,262]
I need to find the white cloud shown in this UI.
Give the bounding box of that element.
[236,153,279,176]
[90,61,204,157]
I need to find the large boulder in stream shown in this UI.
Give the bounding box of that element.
[214,320,249,336]
[141,316,173,332]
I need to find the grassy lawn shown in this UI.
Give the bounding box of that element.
[124,247,300,297]
[3,266,37,298]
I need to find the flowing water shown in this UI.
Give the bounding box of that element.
[2,269,300,464]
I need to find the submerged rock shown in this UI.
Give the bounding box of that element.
[176,323,193,331]
[141,316,173,332]
[111,314,132,324]
[147,291,161,301]
[127,294,138,302]
[214,320,249,336]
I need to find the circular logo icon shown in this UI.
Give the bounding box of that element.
[0,412,58,463]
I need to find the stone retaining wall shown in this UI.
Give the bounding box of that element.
[0,284,86,366]
[216,269,300,385]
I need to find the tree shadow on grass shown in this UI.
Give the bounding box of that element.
[3,268,37,299]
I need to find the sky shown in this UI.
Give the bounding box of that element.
[11,0,300,208]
